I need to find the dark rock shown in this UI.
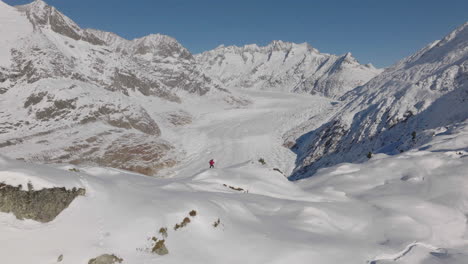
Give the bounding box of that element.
[88,254,123,264]
[0,184,85,223]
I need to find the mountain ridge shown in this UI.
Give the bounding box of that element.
[196,40,382,98]
[289,21,468,179]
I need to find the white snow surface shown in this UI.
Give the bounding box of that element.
[1,90,468,264]
[0,0,32,67]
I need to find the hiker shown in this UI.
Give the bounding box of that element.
[209,159,215,168]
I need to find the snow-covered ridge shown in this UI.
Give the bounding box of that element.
[2,119,468,263]
[290,21,468,179]
[196,40,382,98]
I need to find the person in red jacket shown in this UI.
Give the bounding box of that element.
[209,159,215,168]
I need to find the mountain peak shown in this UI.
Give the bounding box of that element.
[15,0,105,45]
[340,52,359,64]
[136,33,179,45]
[20,0,51,15]
[268,40,293,51]
[131,34,192,59]
[31,0,47,7]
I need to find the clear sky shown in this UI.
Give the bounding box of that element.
[4,0,468,68]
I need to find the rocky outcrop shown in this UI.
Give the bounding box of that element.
[96,135,176,175]
[0,183,85,222]
[31,132,178,176]
[88,254,123,264]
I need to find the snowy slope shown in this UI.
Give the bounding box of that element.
[0,1,32,68]
[1,119,467,264]
[290,22,468,179]
[196,41,382,98]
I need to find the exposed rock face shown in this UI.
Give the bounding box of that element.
[19,83,161,136]
[290,22,468,180]
[164,111,193,127]
[0,183,85,222]
[196,41,382,98]
[88,254,123,264]
[26,132,178,176]
[16,0,105,45]
[95,135,176,175]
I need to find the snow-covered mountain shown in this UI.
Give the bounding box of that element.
[289,22,468,180]
[196,41,382,98]
[0,0,245,175]
[4,0,219,98]
[1,1,468,262]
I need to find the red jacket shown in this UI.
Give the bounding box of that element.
[209,160,215,165]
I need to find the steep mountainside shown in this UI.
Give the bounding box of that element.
[196,41,382,98]
[0,0,243,175]
[289,22,468,180]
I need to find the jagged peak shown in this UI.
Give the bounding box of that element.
[129,33,192,59]
[16,0,73,28]
[243,44,260,50]
[201,40,321,55]
[31,0,47,7]
[15,0,106,45]
[132,33,181,47]
[365,63,377,70]
[17,0,51,14]
[339,52,359,64]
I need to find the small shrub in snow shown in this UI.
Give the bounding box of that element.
[367,152,372,159]
[189,210,197,217]
[273,168,283,174]
[159,227,168,238]
[68,168,80,172]
[151,238,169,255]
[412,131,417,141]
[213,218,221,228]
[223,184,246,192]
[174,217,191,231]
[88,254,123,264]
[258,158,266,165]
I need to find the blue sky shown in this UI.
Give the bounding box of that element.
[4,0,467,67]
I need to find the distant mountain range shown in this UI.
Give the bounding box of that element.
[197,42,382,98]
